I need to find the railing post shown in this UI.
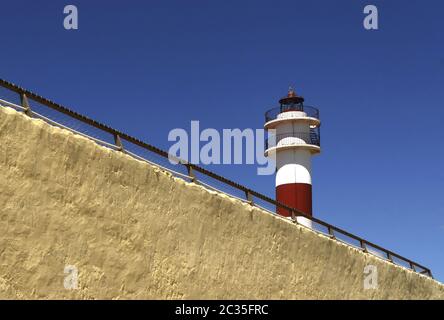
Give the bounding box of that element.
[245,191,253,205]
[20,93,32,116]
[360,239,367,252]
[409,262,416,272]
[114,134,123,151]
[291,210,297,224]
[327,226,335,238]
[387,252,394,263]
[186,164,196,183]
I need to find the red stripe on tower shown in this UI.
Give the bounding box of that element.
[276,183,312,216]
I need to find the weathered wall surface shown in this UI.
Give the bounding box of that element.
[0,106,443,300]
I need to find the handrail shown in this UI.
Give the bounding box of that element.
[265,130,321,149]
[0,78,433,278]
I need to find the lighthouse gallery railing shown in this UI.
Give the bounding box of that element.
[265,105,320,123]
[0,78,433,278]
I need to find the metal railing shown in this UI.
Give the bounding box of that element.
[0,78,433,278]
[265,105,320,123]
[265,129,321,150]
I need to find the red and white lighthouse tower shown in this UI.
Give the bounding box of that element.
[264,88,321,227]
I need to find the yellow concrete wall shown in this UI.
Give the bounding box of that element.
[0,105,443,299]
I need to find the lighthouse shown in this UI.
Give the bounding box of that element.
[264,88,321,227]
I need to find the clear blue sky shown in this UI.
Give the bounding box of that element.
[1,0,443,282]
